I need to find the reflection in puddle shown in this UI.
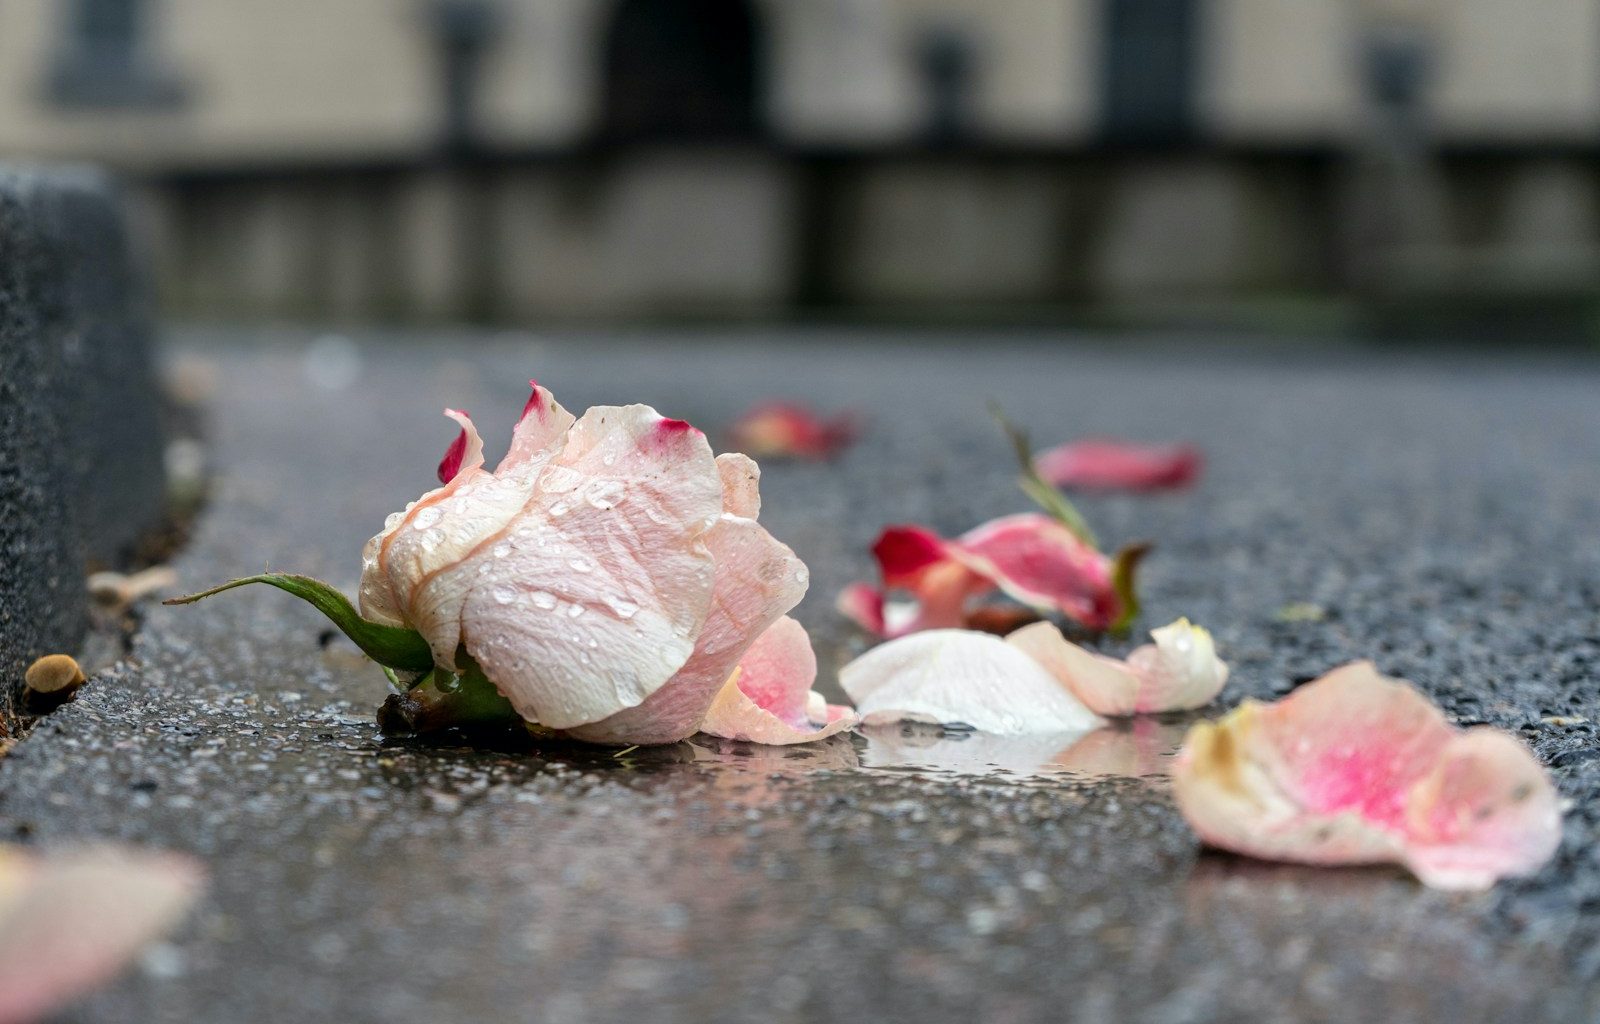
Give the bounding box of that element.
[855,717,1194,782]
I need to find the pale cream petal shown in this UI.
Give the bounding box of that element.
[1006,621,1142,716]
[716,452,762,519]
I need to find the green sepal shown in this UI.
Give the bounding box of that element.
[163,572,436,673]
[376,660,518,736]
[989,402,1099,549]
[1107,542,1152,635]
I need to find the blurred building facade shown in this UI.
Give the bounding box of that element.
[1,0,1598,319]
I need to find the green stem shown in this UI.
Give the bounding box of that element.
[377,664,519,736]
[1108,542,1152,635]
[164,573,436,673]
[988,403,1099,549]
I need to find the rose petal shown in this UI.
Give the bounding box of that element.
[458,405,723,730]
[955,514,1120,630]
[1034,439,1202,491]
[1401,729,1564,890]
[699,617,857,745]
[728,402,859,460]
[402,386,576,666]
[1006,621,1142,715]
[835,582,887,636]
[564,511,807,744]
[839,629,1103,734]
[1173,661,1561,889]
[716,452,762,519]
[1009,618,1228,716]
[0,846,204,1024]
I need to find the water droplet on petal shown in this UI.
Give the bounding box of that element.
[567,604,585,618]
[530,590,558,611]
[493,542,512,558]
[604,595,639,620]
[568,557,594,573]
[492,585,516,605]
[411,506,443,530]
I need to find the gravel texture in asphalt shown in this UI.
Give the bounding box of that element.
[4,328,1599,1023]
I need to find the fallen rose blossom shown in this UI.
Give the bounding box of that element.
[699,616,856,745]
[837,514,1139,637]
[727,401,860,461]
[171,381,815,747]
[1008,617,1229,715]
[0,845,204,1024]
[1034,439,1202,491]
[1172,661,1562,890]
[839,629,1103,735]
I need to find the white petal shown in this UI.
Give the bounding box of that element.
[839,630,1103,734]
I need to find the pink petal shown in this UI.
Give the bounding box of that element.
[457,404,723,730]
[435,407,484,484]
[1009,618,1228,716]
[1173,661,1561,889]
[0,846,204,1024]
[955,514,1120,629]
[699,617,857,745]
[835,582,887,636]
[728,402,859,461]
[1034,439,1202,491]
[1401,729,1564,890]
[562,512,808,745]
[839,629,1103,734]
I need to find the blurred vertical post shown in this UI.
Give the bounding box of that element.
[1346,0,1442,301]
[424,0,502,320]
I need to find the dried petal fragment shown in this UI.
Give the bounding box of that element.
[1173,661,1561,889]
[1035,439,1202,491]
[700,617,855,745]
[839,629,1103,735]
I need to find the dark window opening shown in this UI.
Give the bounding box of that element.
[48,0,187,110]
[600,0,764,144]
[1101,0,1197,143]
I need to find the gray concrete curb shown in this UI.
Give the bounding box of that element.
[0,165,167,724]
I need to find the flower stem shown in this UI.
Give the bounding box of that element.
[163,573,436,672]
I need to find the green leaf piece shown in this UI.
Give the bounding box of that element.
[1108,542,1152,635]
[163,573,436,673]
[989,402,1099,549]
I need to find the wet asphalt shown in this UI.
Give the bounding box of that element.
[6,327,1600,1023]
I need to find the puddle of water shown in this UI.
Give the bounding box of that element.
[854,717,1196,783]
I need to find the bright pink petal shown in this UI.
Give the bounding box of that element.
[1010,618,1228,716]
[699,617,857,745]
[871,525,952,589]
[1035,439,1202,491]
[435,407,483,484]
[565,513,809,744]
[839,629,1103,734]
[955,513,1120,629]
[728,402,859,461]
[0,846,204,1024]
[1173,661,1561,889]
[457,405,723,730]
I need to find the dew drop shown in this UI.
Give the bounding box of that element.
[493,542,512,558]
[491,585,517,605]
[549,502,570,518]
[605,595,640,620]
[542,466,584,493]
[566,604,586,618]
[529,590,558,611]
[794,568,810,586]
[568,557,594,573]
[411,506,443,530]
